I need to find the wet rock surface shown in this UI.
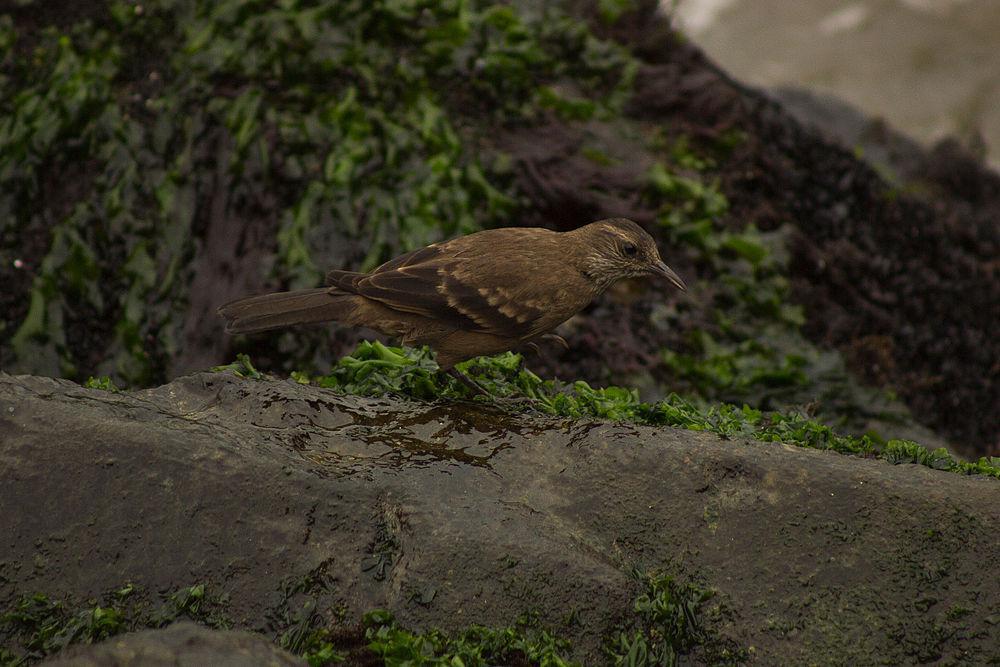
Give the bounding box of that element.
[43,621,303,667]
[2,372,998,664]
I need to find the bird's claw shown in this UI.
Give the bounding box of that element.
[443,368,539,409]
[446,368,490,397]
[539,333,569,351]
[524,334,569,357]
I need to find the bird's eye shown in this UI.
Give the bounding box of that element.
[622,242,638,257]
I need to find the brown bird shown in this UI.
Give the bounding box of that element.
[218,218,686,394]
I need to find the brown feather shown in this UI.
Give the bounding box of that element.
[219,218,684,370]
[218,288,356,334]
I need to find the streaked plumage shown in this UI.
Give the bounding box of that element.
[219,218,685,376]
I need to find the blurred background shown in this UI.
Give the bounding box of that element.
[673,0,1000,169]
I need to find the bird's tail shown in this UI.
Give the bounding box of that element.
[218,288,354,334]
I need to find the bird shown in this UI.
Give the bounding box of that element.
[218,218,686,395]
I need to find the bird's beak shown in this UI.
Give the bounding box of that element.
[651,260,687,291]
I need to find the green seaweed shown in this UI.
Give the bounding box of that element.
[647,162,920,436]
[277,600,346,666]
[83,376,120,392]
[597,0,639,25]
[607,572,747,666]
[211,352,263,380]
[160,584,231,630]
[0,594,126,664]
[0,588,579,666]
[363,609,575,666]
[0,583,230,665]
[648,163,729,231]
[292,342,1000,479]
[1,0,635,385]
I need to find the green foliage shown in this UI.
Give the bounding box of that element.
[1,588,579,665]
[1,0,635,386]
[84,375,120,392]
[163,584,229,628]
[278,600,346,666]
[312,340,443,398]
[296,343,1000,479]
[0,594,127,662]
[607,573,747,666]
[363,609,575,666]
[661,331,808,402]
[648,162,913,433]
[462,3,636,122]
[212,352,264,380]
[882,440,977,472]
[597,0,639,24]
[665,135,714,171]
[0,584,232,664]
[647,163,729,230]
[303,641,346,667]
[306,340,543,401]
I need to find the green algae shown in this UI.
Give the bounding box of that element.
[646,159,926,439]
[271,341,1000,480]
[83,376,119,392]
[363,609,575,666]
[0,594,126,664]
[0,583,230,666]
[607,572,748,666]
[0,576,744,666]
[0,0,633,385]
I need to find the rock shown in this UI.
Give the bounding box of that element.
[768,86,928,185]
[2,372,998,664]
[43,621,302,666]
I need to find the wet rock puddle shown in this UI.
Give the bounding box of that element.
[218,383,542,477]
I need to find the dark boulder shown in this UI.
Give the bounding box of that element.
[44,622,302,666]
[2,372,998,664]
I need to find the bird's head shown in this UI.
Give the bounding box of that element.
[574,218,687,292]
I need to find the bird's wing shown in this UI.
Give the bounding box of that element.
[325,268,364,288]
[330,242,548,338]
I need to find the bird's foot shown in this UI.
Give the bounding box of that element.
[524,333,569,358]
[444,368,538,409]
[446,368,490,397]
[539,333,569,351]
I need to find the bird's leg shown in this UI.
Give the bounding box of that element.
[539,333,569,351]
[446,368,491,398]
[444,367,538,409]
[522,334,568,358]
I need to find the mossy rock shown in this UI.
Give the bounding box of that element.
[2,372,997,664]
